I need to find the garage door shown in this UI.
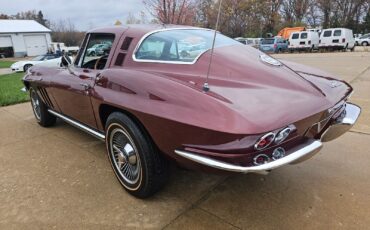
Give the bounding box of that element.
[24,35,47,56]
[0,36,12,48]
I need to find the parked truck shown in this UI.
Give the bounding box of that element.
[277,27,305,40]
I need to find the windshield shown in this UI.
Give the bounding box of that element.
[261,39,275,45]
[32,55,45,61]
[135,29,240,63]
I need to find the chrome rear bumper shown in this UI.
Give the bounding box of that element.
[174,103,361,174]
[175,140,322,174]
[321,103,361,142]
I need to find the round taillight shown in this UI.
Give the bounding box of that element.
[274,127,292,144]
[253,154,270,165]
[254,132,275,150]
[272,147,286,160]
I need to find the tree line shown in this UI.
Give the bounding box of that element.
[142,0,370,38]
[1,2,369,46]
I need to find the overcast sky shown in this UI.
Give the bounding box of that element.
[1,0,146,30]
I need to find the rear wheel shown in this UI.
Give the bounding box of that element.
[105,112,169,198]
[362,41,369,46]
[29,87,56,127]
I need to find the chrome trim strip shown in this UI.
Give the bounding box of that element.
[48,109,105,141]
[132,28,214,65]
[175,139,323,174]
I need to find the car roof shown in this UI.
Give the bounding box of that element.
[87,24,198,38]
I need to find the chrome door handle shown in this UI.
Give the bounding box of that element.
[80,83,91,90]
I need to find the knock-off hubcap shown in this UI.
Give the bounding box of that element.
[110,128,141,185]
[30,89,41,120]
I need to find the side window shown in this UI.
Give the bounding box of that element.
[300,33,308,39]
[45,55,56,60]
[135,29,238,63]
[79,33,115,69]
[292,33,299,39]
[323,30,332,37]
[169,41,178,59]
[334,30,342,37]
[136,37,166,60]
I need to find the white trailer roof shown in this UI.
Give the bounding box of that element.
[0,20,51,33]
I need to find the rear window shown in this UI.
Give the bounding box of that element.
[135,29,239,63]
[334,30,342,36]
[261,39,275,44]
[323,30,332,37]
[292,33,299,39]
[300,33,308,39]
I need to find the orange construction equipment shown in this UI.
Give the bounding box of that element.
[277,27,305,40]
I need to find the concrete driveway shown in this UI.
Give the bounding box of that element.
[0,52,369,229]
[0,68,12,75]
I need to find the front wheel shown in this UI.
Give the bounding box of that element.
[29,87,56,127]
[105,112,169,198]
[362,42,369,46]
[24,64,32,72]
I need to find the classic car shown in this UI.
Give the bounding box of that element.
[11,54,62,72]
[22,24,361,198]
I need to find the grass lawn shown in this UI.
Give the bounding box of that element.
[0,72,29,106]
[0,60,14,69]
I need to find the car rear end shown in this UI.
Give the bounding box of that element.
[259,38,276,53]
[175,99,360,175]
[319,28,351,50]
[288,32,312,51]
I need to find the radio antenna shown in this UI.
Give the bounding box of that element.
[203,0,223,92]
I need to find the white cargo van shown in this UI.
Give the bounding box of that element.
[319,28,355,51]
[288,31,320,52]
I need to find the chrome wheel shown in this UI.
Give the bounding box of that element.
[30,89,41,121]
[109,127,141,185]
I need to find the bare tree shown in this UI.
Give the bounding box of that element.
[305,0,321,27]
[0,14,10,19]
[281,0,311,25]
[143,0,196,25]
[126,11,149,24]
[316,0,333,28]
[50,19,85,46]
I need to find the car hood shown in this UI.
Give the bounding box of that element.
[154,45,351,133]
[11,61,36,67]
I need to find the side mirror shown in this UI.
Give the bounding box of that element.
[61,55,76,76]
[61,55,72,67]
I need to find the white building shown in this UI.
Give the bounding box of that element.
[0,20,52,57]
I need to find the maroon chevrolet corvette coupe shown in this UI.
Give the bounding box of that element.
[23,24,361,198]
